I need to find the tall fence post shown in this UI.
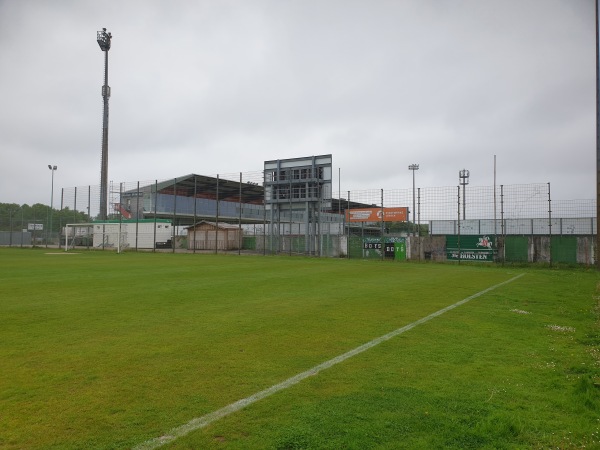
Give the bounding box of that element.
[239,172,243,255]
[457,186,461,265]
[347,191,350,259]
[596,0,600,269]
[548,182,552,267]
[60,188,64,250]
[118,182,123,253]
[380,189,384,261]
[153,180,158,253]
[501,185,505,264]
[172,178,177,254]
[20,208,24,247]
[193,175,197,254]
[7,207,20,247]
[45,197,49,248]
[262,173,267,256]
[73,187,78,226]
[215,174,219,254]
[87,185,91,250]
[135,182,139,251]
[417,187,421,261]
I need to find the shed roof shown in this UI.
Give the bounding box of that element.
[93,219,172,224]
[186,220,241,230]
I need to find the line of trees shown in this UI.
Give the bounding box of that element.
[0,203,89,232]
[385,221,429,236]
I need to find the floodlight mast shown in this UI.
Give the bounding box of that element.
[97,27,112,220]
[459,169,470,220]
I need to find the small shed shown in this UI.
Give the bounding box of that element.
[186,221,242,250]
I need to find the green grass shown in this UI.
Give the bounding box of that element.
[0,248,599,449]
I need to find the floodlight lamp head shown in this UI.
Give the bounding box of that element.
[97,28,112,51]
[48,165,52,170]
[408,164,419,171]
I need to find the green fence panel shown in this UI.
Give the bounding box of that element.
[321,233,333,257]
[394,240,406,261]
[504,236,528,262]
[348,236,364,258]
[243,236,256,250]
[551,236,577,264]
[294,236,306,253]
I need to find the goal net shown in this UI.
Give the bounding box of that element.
[64,223,95,251]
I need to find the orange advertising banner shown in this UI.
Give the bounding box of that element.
[345,207,408,223]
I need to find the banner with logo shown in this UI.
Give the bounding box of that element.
[446,235,495,262]
[346,207,408,223]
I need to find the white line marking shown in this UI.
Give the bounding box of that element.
[133,273,525,450]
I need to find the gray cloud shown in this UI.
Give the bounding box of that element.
[0,0,594,206]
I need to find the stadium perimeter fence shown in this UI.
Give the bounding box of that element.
[0,172,596,266]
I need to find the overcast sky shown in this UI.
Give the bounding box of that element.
[0,0,595,206]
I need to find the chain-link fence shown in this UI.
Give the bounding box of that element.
[340,183,595,265]
[0,173,595,266]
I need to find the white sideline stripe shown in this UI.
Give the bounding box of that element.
[133,273,525,450]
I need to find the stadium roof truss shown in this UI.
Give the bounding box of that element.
[151,174,265,204]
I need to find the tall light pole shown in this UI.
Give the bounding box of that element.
[97,27,112,220]
[408,164,419,235]
[594,0,600,269]
[459,169,470,220]
[48,165,57,245]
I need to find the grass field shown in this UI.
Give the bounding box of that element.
[1,248,599,449]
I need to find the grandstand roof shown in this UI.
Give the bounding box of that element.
[131,174,371,212]
[144,174,264,204]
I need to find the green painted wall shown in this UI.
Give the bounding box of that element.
[504,236,528,262]
[551,236,577,264]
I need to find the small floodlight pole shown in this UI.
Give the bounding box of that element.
[408,164,419,235]
[48,165,57,245]
[459,169,470,220]
[97,27,112,220]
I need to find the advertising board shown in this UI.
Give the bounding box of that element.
[363,237,406,260]
[346,207,408,223]
[446,235,495,262]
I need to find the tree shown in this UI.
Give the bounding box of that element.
[0,203,89,232]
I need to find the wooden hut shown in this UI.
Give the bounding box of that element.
[186,221,242,250]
